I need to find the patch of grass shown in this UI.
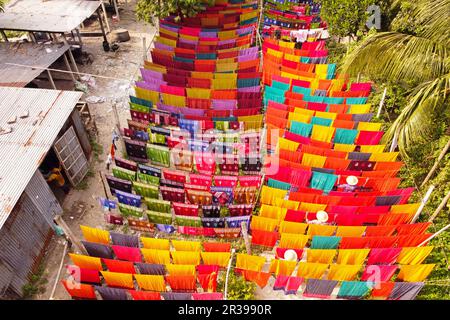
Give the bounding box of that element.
[90,138,104,163]
[21,264,48,299]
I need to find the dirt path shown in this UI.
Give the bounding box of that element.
[36,1,156,300]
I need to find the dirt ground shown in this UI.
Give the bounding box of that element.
[35,0,156,300]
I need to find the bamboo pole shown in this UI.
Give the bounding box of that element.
[240,222,252,254]
[418,224,450,247]
[224,249,236,300]
[429,190,450,222]
[390,127,400,152]
[421,137,450,188]
[49,241,68,300]
[53,215,88,255]
[376,87,387,118]
[411,185,435,223]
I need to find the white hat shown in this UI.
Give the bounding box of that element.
[283,249,298,261]
[346,175,359,186]
[316,210,329,223]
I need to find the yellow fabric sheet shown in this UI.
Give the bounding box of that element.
[327,264,362,281]
[301,153,326,168]
[101,271,134,289]
[69,253,102,271]
[335,226,366,237]
[334,143,356,152]
[348,104,371,114]
[273,198,300,210]
[80,225,110,244]
[260,204,284,220]
[279,221,308,234]
[141,249,171,264]
[311,125,335,143]
[171,240,202,252]
[357,122,382,131]
[307,249,337,264]
[397,264,435,282]
[250,216,279,232]
[299,202,327,212]
[269,259,297,276]
[165,264,196,276]
[369,152,399,162]
[201,252,231,268]
[296,262,328,279]
[360,145,386,153]
[236,254,266,272]
[140,237,170,250]
[307,224,337,237]
[171,251,201,265]
[260,186,288,205]
[391,203,420,214]
[278,137,300,152]
[336,249,370,265]
[397,247,434,265]
[279,233,309,249]
[134,274,166,291]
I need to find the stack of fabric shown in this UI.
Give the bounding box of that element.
[62,226,230,300]
[262,0,328,40]
[104,0,264,239]
[237,35,435,299]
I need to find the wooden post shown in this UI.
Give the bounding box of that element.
[99,171,110,199]
[390,127,399,152]
[113,0,120,20]
[54,215,88,255]
[112,102,121,133]
[418,223,450,247]
[62,36,80,77]
[63,53,76,83]
[100,1,111,33]
[429,190,450,222]
[142,37,147,61]
[223,249,236,300]
[411,185,435,223]
[240,222,251,254]
[421,137,450,187]
[97,8,109,44]
[377,87,387,118]
[1,30,9,42]
[47,70,57,89]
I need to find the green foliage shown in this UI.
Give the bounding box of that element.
[340,0,450,157]
[90,138,103,163]
[136,0,212,25]
[319,0,376,39]
[217,269,256,300]
[21,264,48,299]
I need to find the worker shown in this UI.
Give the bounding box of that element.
[306,210,329,225]
[44,165,70,194]
[337,175,359,192]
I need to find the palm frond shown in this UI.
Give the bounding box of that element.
[382,73,450,157]
[412,0,450,45]
[340,32,449,84]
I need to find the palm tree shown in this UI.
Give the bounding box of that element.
[340,0,450,157]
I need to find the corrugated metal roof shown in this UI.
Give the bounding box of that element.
[0,87,82,230]
[0,42,70,87]
[0,0,101,33]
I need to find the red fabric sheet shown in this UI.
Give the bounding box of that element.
[66,265,101,284]
[197,272,218,292]
[62,280,97,299]
[102,258,136,274]
[112,245,143,262]
[128,290,161,300]
[367,248,402,265]
[203,242,231,252]
[275,248,304,260]
[251,229,278,247]
[396,222,431,236]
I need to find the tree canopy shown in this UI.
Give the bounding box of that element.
[136,0,211,24]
